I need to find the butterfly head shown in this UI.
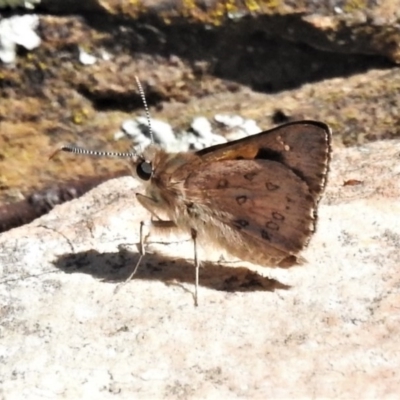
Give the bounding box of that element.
[135,156,153,182]
[130,143,161,183]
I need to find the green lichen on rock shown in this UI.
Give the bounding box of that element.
[178,0,284,25]
[343,0,367,13]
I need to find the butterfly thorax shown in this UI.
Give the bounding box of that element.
[134,145,202,223]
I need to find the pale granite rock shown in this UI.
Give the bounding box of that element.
[0,139,399,398]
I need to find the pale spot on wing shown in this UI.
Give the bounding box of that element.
[236,195,247,205]
[265,221,279,231]
[266,182,279,191]
[244,172,257,181]
[217,178,229,189]
[272,212,285,221]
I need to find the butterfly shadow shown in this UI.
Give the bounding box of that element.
[52,245,290,294]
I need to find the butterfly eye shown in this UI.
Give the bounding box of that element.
[136,160,153,181]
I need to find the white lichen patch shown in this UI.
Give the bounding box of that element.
[117,117,182,152]
[191,116,213,139]
[0,14,41,63]
[214,114,261,140]
[78,47,97,65]
[189,116,226,149]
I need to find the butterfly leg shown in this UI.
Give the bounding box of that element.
[124,220,148,284]
[114,219,176,294]
[191,228,199,307]
[135,193,200,306]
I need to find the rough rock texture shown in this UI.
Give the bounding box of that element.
[0,170,129,233]
[0,139,399,398]
[1,0,399,209]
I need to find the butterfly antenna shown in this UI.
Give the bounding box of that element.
[50,79,150,161]
[49,145,137,161]
[134,75,154,144]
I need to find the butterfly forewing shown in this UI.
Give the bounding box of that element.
[196,121,331,198]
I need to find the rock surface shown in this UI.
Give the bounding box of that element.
[0,138,399,398]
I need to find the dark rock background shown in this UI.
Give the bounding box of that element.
[1,0,400,231]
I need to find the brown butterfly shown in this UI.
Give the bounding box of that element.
[52,78,331,306]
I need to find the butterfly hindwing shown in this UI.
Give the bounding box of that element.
[184,159,316,256]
